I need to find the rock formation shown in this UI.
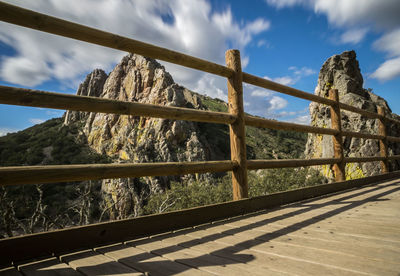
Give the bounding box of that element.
[65,54,215,218]
[305,50,400,180]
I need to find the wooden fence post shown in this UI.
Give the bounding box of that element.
[226,49,248,200]
[329,89,345,182]
[377,106,389,173]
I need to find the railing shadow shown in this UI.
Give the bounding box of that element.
[33,180,399,275]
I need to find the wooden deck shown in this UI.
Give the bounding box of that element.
[1,178,400,275]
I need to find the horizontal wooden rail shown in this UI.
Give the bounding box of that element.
[386,117,400,126]
[339,103,382,119]
[242,72,336,106]
[387,136,400,143]
[342,130,384,140]
[0,161,237,187]
[244,115,339,135]
[0,86,235,125]
[0,2,233,78]
[1,171,399,266]
[344,156,385,163]
[247,158,340,170]
[388,155,400,160]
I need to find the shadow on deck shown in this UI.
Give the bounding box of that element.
[2,177,400,275]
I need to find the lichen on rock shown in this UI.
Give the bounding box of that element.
[65,54,214,218]
[305,50,400,181]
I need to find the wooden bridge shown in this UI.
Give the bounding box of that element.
[0,2,400,275]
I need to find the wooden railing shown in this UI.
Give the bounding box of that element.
[1,2,400,265]
[1,1,400,194]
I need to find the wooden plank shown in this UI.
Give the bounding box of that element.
[388,154,400,160]
[244,115,339,135]
[132,238,285,276]
[330,89,345,182]
[214,222,400,264]
[386,116,400,126]
[18,257,81,276]
[96,243,212,276]
[339,102,382,120]
[0,267,21,276]
[247,158,340,170]
[0,160,236,186]
[157,229,362,275]
[226,49,248,200]
[344,156,385,163]
[242,72,336,106]
[0,2,233,78]
[387,135,400,143]
[0,86,235,125]
[1,171,399,266]
[341,130,384,140]
[60,250,141,275]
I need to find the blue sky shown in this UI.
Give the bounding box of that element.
[0,0,399,136]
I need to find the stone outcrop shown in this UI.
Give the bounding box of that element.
[65,54,215,218]
[305,50,400,180]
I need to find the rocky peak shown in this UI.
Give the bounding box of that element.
[306,51,400,180]
[66,54,210,218]
[64,69,107,124]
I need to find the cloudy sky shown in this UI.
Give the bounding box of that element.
[0,0,399,136]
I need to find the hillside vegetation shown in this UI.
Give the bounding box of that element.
[0,94,323,238]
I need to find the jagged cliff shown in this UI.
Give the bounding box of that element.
[65,54,220,217]
[305,50,400,180]
[63,53,307,218]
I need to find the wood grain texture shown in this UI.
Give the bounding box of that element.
[242,72,336,106]
[344,156,385,163]
[247,158,340,170]
[339,102,382,120]
[245,115,339,135]
[378,106,389,173]
[0,86,235,125]
[387,135,400,143]
[1,171,399,266]
[226,50,248,200]
[0,161,236,186]
[0,2,233,78]
[341,130,384,140]
[329,89,345,182]
[388,155,400,160]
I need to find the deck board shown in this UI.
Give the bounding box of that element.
[14,178,400,275]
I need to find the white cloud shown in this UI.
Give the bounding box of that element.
[289,114,310,125]
[29,118,45,125]
[267,96,288,112]
[371,57,400,82]
[0,0,270,91]
[194,74,228,102]
[265,0,400,82]
[371,28,400,81]
[340,28,368,44]
[289,66,316,76]
[251,89,271,97]
[0,128,19,136]
[373,28,400,57]
[265,0,306,9]
[273,76,296,86]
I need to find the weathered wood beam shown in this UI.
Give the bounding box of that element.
[247,158,340,170]
[226,50,248,200]
[0,86,235,125]
[245,115,339,135]
[0,161,237,187]
[330,89,345,182]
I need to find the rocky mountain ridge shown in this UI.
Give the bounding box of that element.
[305,50,400,180]
[64,53,306,218]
